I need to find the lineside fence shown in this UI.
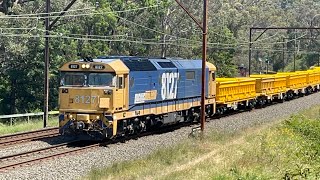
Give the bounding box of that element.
[0,111,59,126]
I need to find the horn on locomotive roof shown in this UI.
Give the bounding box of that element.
[129,52,139,56]
[83,57,93,62]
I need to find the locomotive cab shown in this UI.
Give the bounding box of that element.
[58,59,129,138]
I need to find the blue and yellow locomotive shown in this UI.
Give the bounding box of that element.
[58,56,217,139]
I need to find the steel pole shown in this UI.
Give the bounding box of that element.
[49,0,77,30]
[44,0,50,128]
[293,32,296,72]
[249,28,252,76]
[200,0,208,132]
[174,0,207,132]
[293,51,296,72]
[282,38,285,71]
[174,0,203,29]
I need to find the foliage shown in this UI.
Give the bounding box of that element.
[0,0,319,114]
[232,112,320,180]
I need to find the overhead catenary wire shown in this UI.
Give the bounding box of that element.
[0,32,197,46]
[0,26,315,50]
[0,16,316,49]
[115,14,244,46]
[0,1,317,51]
[0,4,313,48]
[0,31,318,55]
[0,9,316,51]
[0,4,161,19]
[115,13,316,47]
[0,7,94,17]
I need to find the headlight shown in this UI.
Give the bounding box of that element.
[81,64,86,69]
[104,89,112,95]
[68,114,73,119]
[85,64,90,69]
[96,115,100,120]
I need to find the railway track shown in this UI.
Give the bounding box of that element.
[0,141,99,172]
[0,104,285,172]
[0,122,194,172]
[0,127,59,147]
[0,101,301,173]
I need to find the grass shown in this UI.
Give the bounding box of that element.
[84,106,320,180]
[0,117,58,136]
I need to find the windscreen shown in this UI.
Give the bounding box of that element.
[60,72,115,87]
[61,72,86,86]
[88,73,115,86]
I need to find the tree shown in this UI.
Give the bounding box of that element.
[0,0,320,114]
[0,0,37,14]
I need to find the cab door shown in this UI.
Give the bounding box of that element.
[113,74,127,111]
[208,71,216,98]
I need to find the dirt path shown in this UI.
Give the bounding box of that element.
[143,121,280,180]
[140,136,244,180]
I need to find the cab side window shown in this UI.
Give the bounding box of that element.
[186,71,195,80]
[118,77,124,89]
[212,73,216,81]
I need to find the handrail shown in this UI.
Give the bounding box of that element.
[0,111,59,126]
[0,111,59,119]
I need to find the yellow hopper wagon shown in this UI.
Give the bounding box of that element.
[215,78,256,115]
[297,70,320,93]
[276,72,308,98]
[250,75,287,105]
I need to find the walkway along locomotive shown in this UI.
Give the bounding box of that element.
[58,56,320,139]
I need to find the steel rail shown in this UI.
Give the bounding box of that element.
[0,127,59,147]
[0,127,58,139]
[0,141,98,171]
[0,123,194,172]
[0,142,71,161]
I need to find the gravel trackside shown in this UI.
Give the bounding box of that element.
[0,136,75,158]
[1,93,320,180]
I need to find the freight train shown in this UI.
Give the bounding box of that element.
[58,56,320,139]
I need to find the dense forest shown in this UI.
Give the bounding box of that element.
[0,0,319,115]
